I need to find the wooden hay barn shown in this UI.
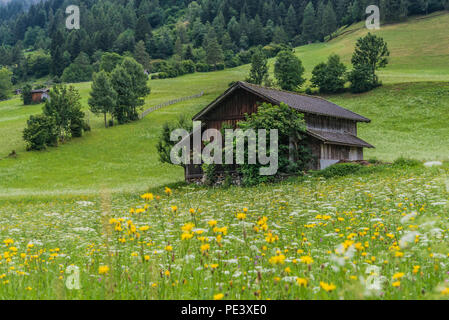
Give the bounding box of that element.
[31,88,50,103]
[185,81,374,181]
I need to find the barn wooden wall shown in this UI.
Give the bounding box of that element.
[305,114,357,135]
[202,88,268,131]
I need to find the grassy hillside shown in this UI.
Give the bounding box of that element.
[0,12,449,198]
[294,11,449,83]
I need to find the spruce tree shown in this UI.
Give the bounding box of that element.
[88,71,117,128]
[302,2,317,43]
[322,2,338,39]
[246,48,268,85]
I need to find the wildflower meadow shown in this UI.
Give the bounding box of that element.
[0,163,448,300]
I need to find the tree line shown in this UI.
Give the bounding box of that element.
[0,0,447,84]
[246,33,389,93]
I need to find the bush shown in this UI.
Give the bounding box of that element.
[23,114,58,151]
[61,52,93,83]
[195,63,211,72]
[21,84,33,105]
[181,60,196,74]
[348,64,378,93]
[215,63,225,70]
[393,157,422,168]
[236,102,312,186]
[202,163,218,186]
[317,163,363,178]
[311,54,346,93]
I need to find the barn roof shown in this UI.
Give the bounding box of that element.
[193,81,371,123]
[307,129,374,148]
[31,88,50,93]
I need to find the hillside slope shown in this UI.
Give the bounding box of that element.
[0,13,448,198]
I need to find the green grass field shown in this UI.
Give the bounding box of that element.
[0,12,448,300]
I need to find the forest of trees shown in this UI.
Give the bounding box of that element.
[0,0,448,84]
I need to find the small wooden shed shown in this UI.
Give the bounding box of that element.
[31,89,50,103]
[185,81,374,181]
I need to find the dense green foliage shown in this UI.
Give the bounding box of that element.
[0,0,446,82]
[157,115,193,167]
[237,102,311,185]
[42,84,86,141]
[110,57,151,124]
[88,70,117,128]
[351,32,390,87]
[246,47,269,85]
[0,66,13,100]
[21,83,33,105]
[311,54,346,93]
[22,113,58,151]
[274,50,305,91]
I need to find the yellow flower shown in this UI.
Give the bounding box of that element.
[268,254,286,265]
[165,187,172,195]
[144,255,150,261]
[208,220,218,227]
[284,267,291,273]
[296,278,308,287]
[139,226,150,232]
[320,282,336,292]
[210,264,219,269]
[395,251,404,257]
[171,206,178,212]
[441,288,449,295]
[189,208,195,214]
[413,266,420,274]
[300,255,314,265]
[98,265,110,275]
[236,213,246,220]
[392,272,405,280]
[214,293,224,300]
[25,287,32,291]
[181,223,195,233]
[201,244,210,252]
[392,281,401,287]
[165,245,173,252]
[3,239,13,246]
[181,233,193,240]
[141,193,154,201]
[164,270,170,277]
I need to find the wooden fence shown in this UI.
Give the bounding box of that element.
[139,91,204,119]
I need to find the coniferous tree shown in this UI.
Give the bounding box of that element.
[134,40,151,70]
[135,15,152,42]
[302,2,317,43]
[88,71,117,128]
[204,28,224,66]
[285,5,298,38]
[246,48,268,85]
[322,2,338,39]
